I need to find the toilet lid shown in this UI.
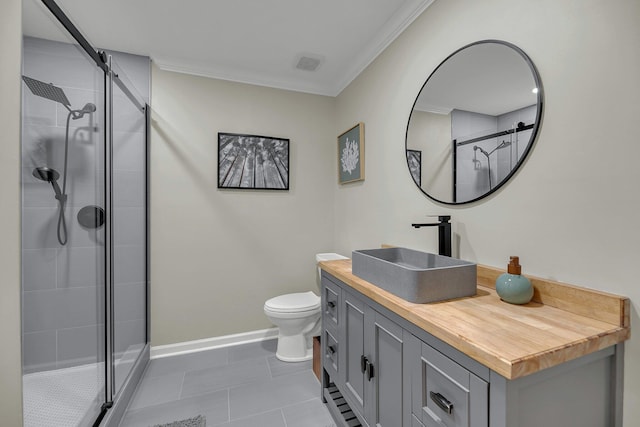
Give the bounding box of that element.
[265,291,320,313]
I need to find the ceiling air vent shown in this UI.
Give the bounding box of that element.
[295,55,322,72]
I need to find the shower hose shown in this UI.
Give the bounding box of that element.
[55,110,74,246]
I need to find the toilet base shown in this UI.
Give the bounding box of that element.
[275,333,314,362]
[276,348,313,362]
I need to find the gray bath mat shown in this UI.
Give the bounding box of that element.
[152,415,206,427]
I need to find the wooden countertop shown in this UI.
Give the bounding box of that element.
[319,259,630,380]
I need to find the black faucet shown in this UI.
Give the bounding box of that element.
[411,215,452,257]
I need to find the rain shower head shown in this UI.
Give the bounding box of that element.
[32,166,60,183]
[497,140,512,150]
[22,76,71,107]
[23,76,97,120]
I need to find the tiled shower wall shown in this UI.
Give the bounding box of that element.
[21,36,150,373]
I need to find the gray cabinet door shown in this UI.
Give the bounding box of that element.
[366,310,409,427]
[341,290,367,421]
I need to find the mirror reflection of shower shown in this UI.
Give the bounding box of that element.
[471,121,526,190]
[473,136,514,190]
[22,76,96,245]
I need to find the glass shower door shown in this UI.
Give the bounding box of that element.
[110,58,148,396]
[21,0,106,424]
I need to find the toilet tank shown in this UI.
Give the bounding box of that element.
[315,253,348,280]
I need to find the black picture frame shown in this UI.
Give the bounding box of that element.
[218,132,290,190]
[406,149,421,187]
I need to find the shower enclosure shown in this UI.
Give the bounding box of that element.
[21,0,149,425]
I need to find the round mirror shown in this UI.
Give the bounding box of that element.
[405,40,543,204]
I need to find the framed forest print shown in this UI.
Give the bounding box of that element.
[218,133,289,190]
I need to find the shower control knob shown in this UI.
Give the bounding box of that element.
[77,205,105,229]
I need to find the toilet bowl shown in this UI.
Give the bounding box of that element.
[264,252,348,362]
[264,291,321,362]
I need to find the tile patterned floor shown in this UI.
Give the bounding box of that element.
[119,339,336,427]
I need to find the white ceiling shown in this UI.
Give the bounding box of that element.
[25,0,435,96]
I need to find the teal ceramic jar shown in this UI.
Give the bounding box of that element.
[496,256,533,305]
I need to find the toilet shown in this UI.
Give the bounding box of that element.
[264,253,348,362]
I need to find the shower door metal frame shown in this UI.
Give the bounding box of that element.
[99,57,151,427]
[33,1,151,426]
[103,53,116,420]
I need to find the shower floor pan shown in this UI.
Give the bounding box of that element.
[23,363,104,427]
[23,345,142,426]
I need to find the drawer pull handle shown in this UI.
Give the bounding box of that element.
[327,301,336,308]
[430,391,453,414]
[361,355,367,373]
[328,345,336,355]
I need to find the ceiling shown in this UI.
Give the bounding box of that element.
[414,42,539,117]
[24,0,435,96]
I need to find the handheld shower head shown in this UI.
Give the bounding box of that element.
[33,166,69,245]
[32,166,60,183]
[72,103,97,120]
[32,167,65,202]
[474,146,490,157]
[81,103,96,113]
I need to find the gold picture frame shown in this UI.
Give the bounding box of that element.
[337,122,364,184]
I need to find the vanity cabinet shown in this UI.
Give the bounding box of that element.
[320,268,626,427]
[322,273,478,427]
[323,282,410,427]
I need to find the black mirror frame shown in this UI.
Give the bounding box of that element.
[405,39,544,205]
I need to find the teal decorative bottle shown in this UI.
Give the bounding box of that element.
[496,256,533,304]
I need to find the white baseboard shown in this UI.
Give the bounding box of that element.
[150,327,279,359]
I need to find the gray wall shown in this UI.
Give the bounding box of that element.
[0,0,23,423]
[21,36,150,373]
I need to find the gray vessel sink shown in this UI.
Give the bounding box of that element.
[351,247,477,303]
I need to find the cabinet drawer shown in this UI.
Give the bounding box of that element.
[323,278,340,330]
[324,329,339,377]
[417,343,487,427]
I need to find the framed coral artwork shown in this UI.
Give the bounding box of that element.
[337,122,364,184]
